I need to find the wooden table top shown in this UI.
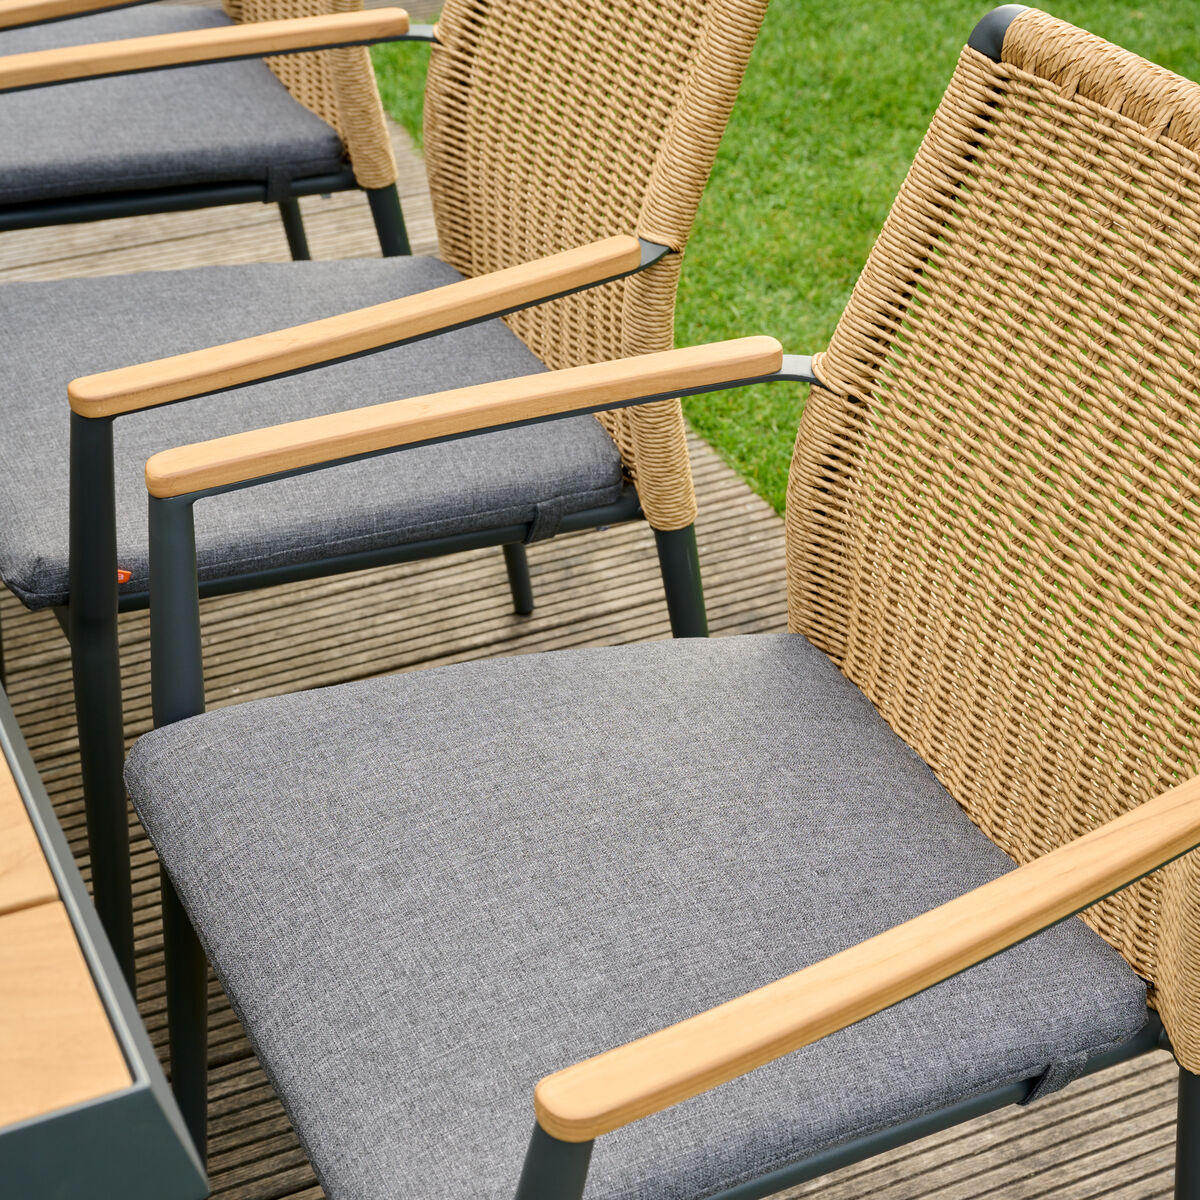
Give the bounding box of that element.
[0,751,130,1129]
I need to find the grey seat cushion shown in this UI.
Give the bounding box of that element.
[0,6,348,205]
[0,256,625,609]
[124,634,1149,1200]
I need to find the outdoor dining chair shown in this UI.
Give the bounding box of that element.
[0,0,768,988]
[0,0,423,257]
[117,5,1200,1196]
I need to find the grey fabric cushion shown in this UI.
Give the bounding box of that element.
[124,634,1149,1200]
[0,257,624,608]
[0,6,347,205]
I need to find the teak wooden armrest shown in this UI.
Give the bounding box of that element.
[143,337,784,498]
[0,0,145,31]
[534,774,1200,1142]
[69,236,645,418]
[0,8,409,92]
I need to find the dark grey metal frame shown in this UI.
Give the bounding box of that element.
[141,350,1200,1196]
[64,236,709,987]
[0,686,207,1200]
[0,22,440,257]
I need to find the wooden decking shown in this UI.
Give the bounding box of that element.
[0,117,1180,1199]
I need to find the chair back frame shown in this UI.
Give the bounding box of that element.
[786,4,1200,1071]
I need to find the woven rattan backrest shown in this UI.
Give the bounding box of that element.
[223,0,396,189]
[423,0,767,530]
[786,7,1200,1066]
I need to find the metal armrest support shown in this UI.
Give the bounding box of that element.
[402,23,436,42]
[140,337,807,498]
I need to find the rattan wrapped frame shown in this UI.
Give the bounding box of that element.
[786,6,1200,1069]
[423,0,768,532]
[223,0,396,189]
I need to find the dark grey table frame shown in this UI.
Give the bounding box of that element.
[0,686,208,1200]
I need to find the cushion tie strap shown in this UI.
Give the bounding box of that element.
[1020,1051,1088,1105]
[264,164,297,204]
[524,496,565,543]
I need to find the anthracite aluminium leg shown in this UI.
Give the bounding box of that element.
[654,524,708,638]
[504,544,535,616]
[278,198,312,261]
[366,183,412,257]
[162,868,209,1162]
[148,493,211,1160]
[1178,1067,1200,1199]
[69,411,136,984]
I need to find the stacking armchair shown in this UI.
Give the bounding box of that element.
[117,4,1200,1195]
[0,0,768,986]
[0,0,423,256]
[121,6,1200,1196]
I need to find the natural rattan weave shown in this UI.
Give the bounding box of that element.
[223,0,396,189]
[424,0,767,531]
[786,8,1200,1068]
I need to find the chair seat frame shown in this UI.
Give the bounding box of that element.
[0,167,410,257]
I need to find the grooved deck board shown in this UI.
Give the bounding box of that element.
[0,112,1177,1199]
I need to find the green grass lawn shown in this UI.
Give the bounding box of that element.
[373,3,1200,512]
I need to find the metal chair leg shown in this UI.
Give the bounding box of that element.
[366,183,412,256]
[69,610,136,985]
[513,1124,592,1200]
[69,411,136,985]
[1178,1067,1200,1198]
[278,198,312,261]
[162,867,209,1165]
[504,543,535,616]
[654,524,708,638]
